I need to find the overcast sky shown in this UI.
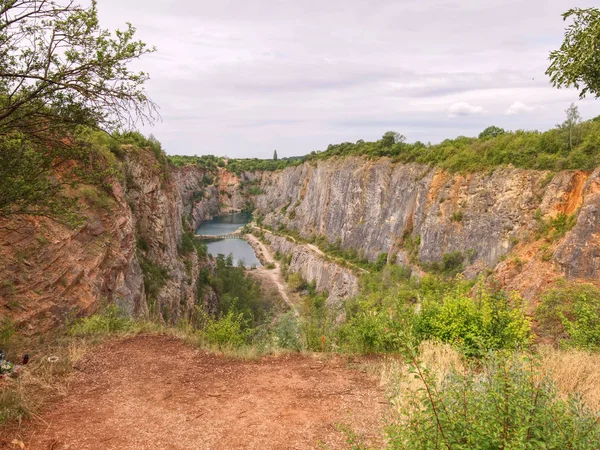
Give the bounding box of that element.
[99,0,599,158]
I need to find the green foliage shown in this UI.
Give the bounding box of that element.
[68,305,134,337]
[298,117,600,172]
[211,254,272,327]
[547,8,600,98]
[0,1,155,222]
[299,293,333,351]
[168,154,223,170]
[287,273,307,292]
[536,281,600,350]
[450,211,463,222]
[535,212,577,242]
[426,251,465,276]
[199,309,251,350]
[79,186,114,211]
[478,125,506,139]
[375,252,388,271]
[0,318,15,348]
[415,281,531,356]
[178,231,207,259]
[388,352,600,449]
[139,257,170,300]
[272,311,301,351]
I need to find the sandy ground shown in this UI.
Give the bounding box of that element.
[244,233,298,315]
[2,335,387,450]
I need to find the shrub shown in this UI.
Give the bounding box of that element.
[339,307,414,354]
[536,282,600,350]
[375,252,388,271]
[287,273,306,292]
[450,211,463,222]
[201,310,250,350]
[139,258,170,300]
[0,319,15,347]
[272,311,301,351]
[68,305,135,337]
[388,352,600,449]
[415,281,531,356]
[265,262,276,269]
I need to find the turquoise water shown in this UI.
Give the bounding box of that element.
[196,213,261,267]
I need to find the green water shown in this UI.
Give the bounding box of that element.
[196,213,261,267]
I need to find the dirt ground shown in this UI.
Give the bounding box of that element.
[2,335,387,449]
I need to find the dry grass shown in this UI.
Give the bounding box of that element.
[539,346,600,411]
[378,340,463,413]
[1,337,93,424]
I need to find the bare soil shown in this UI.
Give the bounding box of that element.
[2,335,386,449]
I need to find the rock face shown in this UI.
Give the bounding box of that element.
[0,148,220,331]
[262,233,359,304]
[253,157,600,297]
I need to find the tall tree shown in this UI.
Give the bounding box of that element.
[478,126,506,140]
[0,0,156,221]
[547,8,600,98]
[563,103,582,152]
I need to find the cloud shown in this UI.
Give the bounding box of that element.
[448,102,484,117]
[505,101,541,115]
[94,0,589,157]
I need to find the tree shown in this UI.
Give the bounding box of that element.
[381,131,405,148]
[478,126,506,140]
[547,8,600,98]
[0,0,156,221]
[273,150,278,161]
[562,103,582,152]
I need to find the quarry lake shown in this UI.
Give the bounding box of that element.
[196,213,261,267]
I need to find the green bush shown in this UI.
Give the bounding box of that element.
[68,305,135,337]
[139,258,170,300]
[201,310,250,350]
[415,281,531,356]
[0,319,15,347]
[339,306,414,354]
[272,311,301,351]
[388,352,600,449]
[287,273,306,292]
[536,282,600,350]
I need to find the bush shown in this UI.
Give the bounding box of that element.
[287,273,306,292]
[139,258,170,300]
[0,319,15,348]
[388,352,600,449]
[339,307,414,354]
[536,282,600,350]
[201,310,250,350]
[272,311,301,351]
[68,305,135,337]
[415,281,531,356]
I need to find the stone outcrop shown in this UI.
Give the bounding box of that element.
[0,148,220,331]
[252,157,600,298]
[262,233,359,304]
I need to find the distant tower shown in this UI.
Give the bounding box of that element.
[273,150,278,161]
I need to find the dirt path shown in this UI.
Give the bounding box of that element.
[3,335,386,450]
[251,226,369,275]
[244,233,298,315]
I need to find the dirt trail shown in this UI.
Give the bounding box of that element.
[244,233,298,315]
[250,226,369,274]
[2,335,386,450]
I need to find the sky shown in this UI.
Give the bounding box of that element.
[98,0,599,158]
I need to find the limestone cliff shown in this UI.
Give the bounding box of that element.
[262,232,359,304]
[252,157,600,299]
[0,147,219,331]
